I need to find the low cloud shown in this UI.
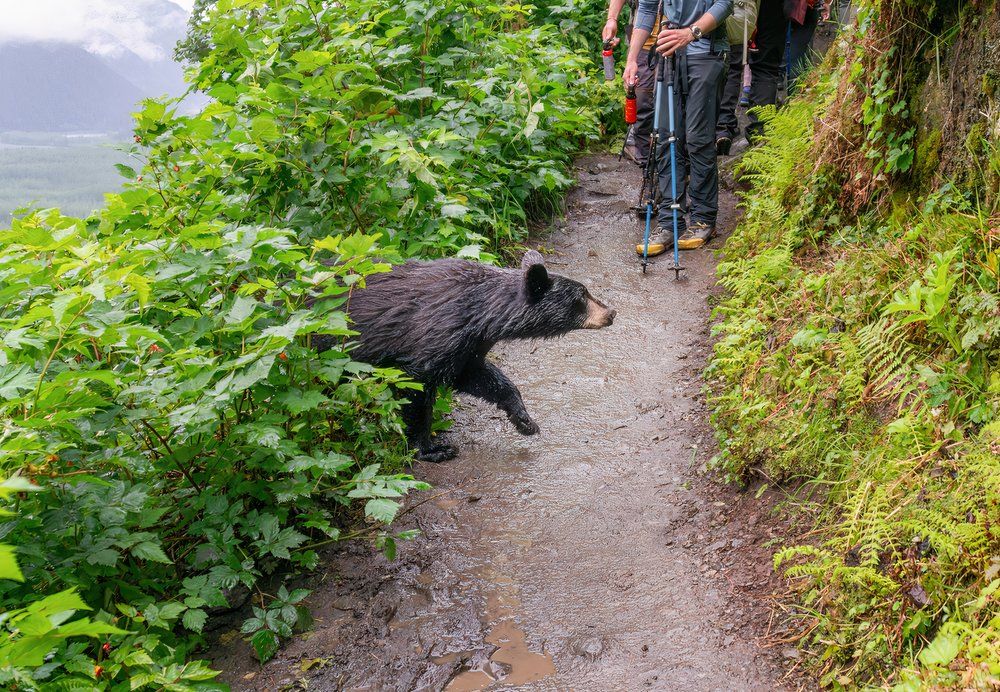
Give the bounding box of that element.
[0,1,189,61]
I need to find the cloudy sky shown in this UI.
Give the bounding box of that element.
[0,1,193,61]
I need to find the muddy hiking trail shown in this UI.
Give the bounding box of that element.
[211,153,796,691]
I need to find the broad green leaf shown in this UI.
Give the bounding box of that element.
[440,204,468,219]
[27,588,89,616]
[365,498,400,524]
[457,244,481,259]
[0,545,24,581]
[183,608,208,633]
[251,115,281,142]
[278,389,328,414]
[87,548,121,567]
[158,601,186,621]
[54,618,127,638]
[251,629,280,663]
[125,273,152,308]
[131,541,173,564]
[918,630,963,667]
[5,636,57,667]
[226,296,258,324]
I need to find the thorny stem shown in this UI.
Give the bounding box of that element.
[297,488,459,551]
[139,419,203,493]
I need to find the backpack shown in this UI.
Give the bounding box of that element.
[783,0,808,23]
[726,0,761,62]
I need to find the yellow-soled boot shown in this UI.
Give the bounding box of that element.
[677,222,716,250]
[635,230,674,257]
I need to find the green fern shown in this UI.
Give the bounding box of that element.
[707,12,1000,683]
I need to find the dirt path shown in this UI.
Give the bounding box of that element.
[212,153,789,691]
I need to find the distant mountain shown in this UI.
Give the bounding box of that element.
[97,0,192,102]
[0,0,196,133]
[0,42,144,132]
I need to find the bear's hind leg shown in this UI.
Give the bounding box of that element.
[456,361,539,435]
[403,388,458,463]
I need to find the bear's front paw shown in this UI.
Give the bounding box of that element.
[416,443,458,463]
[511,413,540,436]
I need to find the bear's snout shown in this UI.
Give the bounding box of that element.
[583,296,616,329]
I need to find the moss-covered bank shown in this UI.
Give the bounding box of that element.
[708,0,1000,687]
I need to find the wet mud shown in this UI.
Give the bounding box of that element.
[210,154,793,691]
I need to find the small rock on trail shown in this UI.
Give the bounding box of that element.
[209,154,788,691]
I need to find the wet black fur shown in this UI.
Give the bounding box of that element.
[313,252,608,462]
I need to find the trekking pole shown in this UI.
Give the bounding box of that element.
[743,1,750,67]
[639,13,669,273]
[661,25,685,280]
[638,97,657,271]
[638,64,657,273]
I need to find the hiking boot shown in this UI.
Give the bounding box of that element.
[716,136,732,156]
[635,228,676,257]
[677,222,715,250]
[622,144,645,167]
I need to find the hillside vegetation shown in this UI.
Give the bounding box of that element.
[0,138,129,223]
[0,0,612,688]
[709,0,1000,687]
[0,0,190,133]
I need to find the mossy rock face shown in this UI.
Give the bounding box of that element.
[712,1,1000,686]
[983,70,1000,97]
[921,2,1000,185]
[913,127,942,186]
[965,122,988,156]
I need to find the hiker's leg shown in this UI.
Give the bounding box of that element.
[747,0,785,142]
[684,53,726,229]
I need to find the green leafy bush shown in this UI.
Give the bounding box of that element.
[0,209,427,688]
[0,476,134,691]
[164,0,605,258]
[0,0,611,687]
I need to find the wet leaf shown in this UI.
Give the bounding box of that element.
[918,630,962,667]
[300,657,329,672]
[251,629,280,663]
[906,583,929,607]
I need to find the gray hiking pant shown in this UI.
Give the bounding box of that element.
[655,51,727,230]
[633,49,657,165]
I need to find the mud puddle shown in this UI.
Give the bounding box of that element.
[209,153,792,691]
[444,568,556,691]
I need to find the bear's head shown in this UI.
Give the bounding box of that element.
[517,250,616,336]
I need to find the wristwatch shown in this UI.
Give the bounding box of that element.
[689,25,704,40]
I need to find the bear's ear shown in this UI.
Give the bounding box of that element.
[522,253,550,301]
[521,250,545,270]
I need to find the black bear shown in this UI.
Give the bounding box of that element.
[319,250,615,462]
